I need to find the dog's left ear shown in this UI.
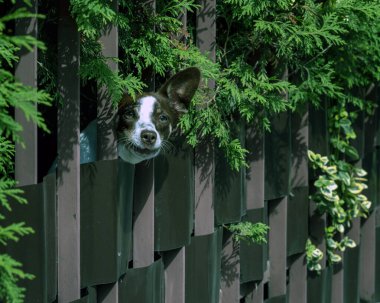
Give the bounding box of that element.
[158,67,201,113]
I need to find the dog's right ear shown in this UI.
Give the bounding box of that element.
[158,67,201,113]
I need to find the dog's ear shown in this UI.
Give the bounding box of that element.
[158,67,201,113]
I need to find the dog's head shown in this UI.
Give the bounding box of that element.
[117,67,201,164]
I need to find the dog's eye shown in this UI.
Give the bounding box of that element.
[159,114,168,123]
[123,109,136,119]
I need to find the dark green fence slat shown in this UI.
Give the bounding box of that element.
[288,254,307,303]
[352,111,365,159]
[215,125,246,224]
[246,125,265,210]
[307,267,333,303]
[163,248,185,303]
[14,0,38,186]
[220,230,240,303]
[268,197,287,298]
[364,87,378,154]
[119,259,164,303]
[44,173,58,302]
[375,226,380,301]
[377,149,380,209]
[4,183,45,301]
[194,0,216,236]
[70,287,97,303]
[264,295,286,303]
[359,211,376,302]
[343,245,360,303]
[291,104,309,189]
[363,151,378,208]
[242,282,264,303]
[1,176,57,302]
[287,186,308,256]
[265,112,291,200]
[331,262,344,303]
[185,228,222,303]
[309,200,327,269]
[240,208,267,283]
[154,137,194,251]
[309,101,329,156]
[81,159,134,287]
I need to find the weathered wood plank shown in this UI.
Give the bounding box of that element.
[97,0,118,161]
[132,0,156,271]
[15,0,38,186]
[220,231,240,303]
[133,162,155,268]
[96,3,119,301]
[268,197,287,298]
[56,1,81,301]
[194,0,216,236]
[246,125,265,210]
[359,211,376,301]
[164,248,186,303]
[291,104,309,189]
[288,254,307,303]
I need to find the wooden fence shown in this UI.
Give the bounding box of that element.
[3,0,380,302]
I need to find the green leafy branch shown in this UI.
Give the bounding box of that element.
[307,150,370,270]
[225,221,269,245]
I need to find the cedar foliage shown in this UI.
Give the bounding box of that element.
[0,0,50,301]
[65,0,380,170]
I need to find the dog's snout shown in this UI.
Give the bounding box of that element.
[141,130,157,145]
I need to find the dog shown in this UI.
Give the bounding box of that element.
[78,67,201,165]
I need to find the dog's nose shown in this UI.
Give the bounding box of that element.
[141,130,157,146]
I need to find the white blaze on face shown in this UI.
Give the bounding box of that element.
[132,96,161,148]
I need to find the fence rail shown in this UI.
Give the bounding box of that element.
[3,1,380,303]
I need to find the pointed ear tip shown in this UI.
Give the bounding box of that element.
[184,67,201,78]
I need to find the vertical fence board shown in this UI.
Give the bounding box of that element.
[2,174,56,303]
[154,138,194,251]
[185,228,222,303]
[14,0,38,186]
[265,112,291,200]
[268,197,287,298]
[359,211,376,302]
[119,260,164,303]
[3,184,45,301]
[288,255,307,303]
[215,125,246,225]
[240,208,267,283]
[244,124,265,302]
[375,224,380,302]
[220,231,240,303]
[97,0,118,161]
[331,263,344,303]
[57,1,81,300]
[343,218,360,303]
[132,0,156,269]
[290,105,309,189]
[155,12,189,303]
[287,186,308,256]
[163,248,185,303]
[308,104,328,271]
[44,173,58,302]
[246,125,265,210]
[133,162,155,267]
[194,0,216,236]
[95,1,119,301]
